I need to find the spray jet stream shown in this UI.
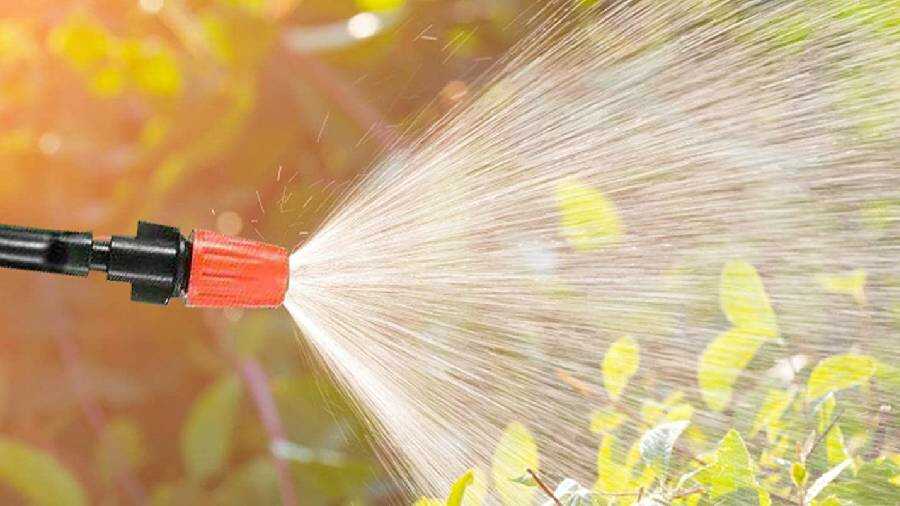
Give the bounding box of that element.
[0,221,288,308]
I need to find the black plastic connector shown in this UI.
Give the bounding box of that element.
[0,221,191,305]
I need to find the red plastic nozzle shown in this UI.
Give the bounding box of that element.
[186,230,289,308]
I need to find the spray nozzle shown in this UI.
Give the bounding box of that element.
[0,221,288,308]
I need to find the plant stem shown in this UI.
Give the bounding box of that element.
[527,469,562,506]
[238,358,299,506]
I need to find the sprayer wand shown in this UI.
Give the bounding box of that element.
[0,221,289,308]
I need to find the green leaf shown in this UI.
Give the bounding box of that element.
[555,180,624,251]
[695,430,758,499]
[491,422,539,506]
[750,388,794,438]
[447,469,474,506]
[698,327,770,411]
[509,473,537,487]
[816,270,867,306]
[806,354,876,400]
[719,260,778,336]
[828,458,899,506]
[791,462,807,488]
[601,336,639,401]
[811,495,843,506]
[806,459,853,504]
[815,392,836,433]
[0,437,87,506]
[825,425,849,467]
[639,421,689,476]
[181,375,242,482]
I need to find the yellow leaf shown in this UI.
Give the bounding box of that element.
[791,462,807,487]
[816,393,836,433]
[491,422,538,506]
[589,408,624,434]
[47,15,110,70]
[602,336,639,401]
[695,430,759,498]
[750,388,794,438]
[594,434,630,494]
[446,469,474,506]
[460,469,486,506]
[356,0,406,12]
[807,354,876,400]
[816,270,867,306]
[720,260,778,336]
[555,180,623,251]
[665,403,694,423]
[413,499,442,506]
[89,65,125,97]
[699,327,770,411]
[0,437,87,506]
[826,425,849,466]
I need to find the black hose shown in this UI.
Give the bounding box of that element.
[0,222,190,305]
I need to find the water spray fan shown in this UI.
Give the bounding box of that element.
[0,221,289,307]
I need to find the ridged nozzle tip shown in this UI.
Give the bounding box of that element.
[186,230,289,308]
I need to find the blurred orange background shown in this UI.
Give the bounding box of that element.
[0,0,533,503]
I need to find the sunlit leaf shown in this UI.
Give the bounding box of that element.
[811,496,843,506]
[47,15,110,70]
[825,425,849,467]
[806,354,876,400]
[491,422,539,506]
[695,430,758,499]
[356,0,405,12]
[828,458,898,506]
[751,388,794,438]
[594,434,629,495]
[719,260,778,336]
[447,469,474,506]
[555,179,624,251]
[89,65,125,97]
[639,420,689,476]
[816,270,867,306]
[815,392,836,433]
[552,478,596,506]
[129,44,182,97]
[791,462,808,488]
[181,375,242,482]
[0,437,87,506]
[698,327,770,411]
[413,498,443,506]
[509,472,537,487]
[601,336,639,401]
[460,468,487,506]
[589,408,624,434]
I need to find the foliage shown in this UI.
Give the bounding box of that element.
[416,259,898,505]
